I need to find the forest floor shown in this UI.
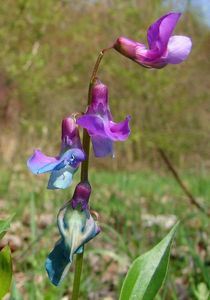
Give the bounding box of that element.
[0,167,209,300]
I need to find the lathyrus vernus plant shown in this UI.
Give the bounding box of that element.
[27,12,191,300]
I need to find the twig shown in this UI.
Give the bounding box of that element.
[158,147,210,218]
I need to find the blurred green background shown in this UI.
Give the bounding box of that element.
[0,0,210,299]
[0,0,210,169]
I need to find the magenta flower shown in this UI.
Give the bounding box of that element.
[27,117,85,189]
[76,79,131,157]
[113,12,192,69]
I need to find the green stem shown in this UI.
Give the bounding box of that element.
[71,48,110,300]
[71,252,84,300]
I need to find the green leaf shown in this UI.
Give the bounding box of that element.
[0,216,14,240]
[0,246,13,299]
[120,222,179,300]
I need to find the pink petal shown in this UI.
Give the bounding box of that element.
[27,150,59,174]
[107,116,131,141]
[147,12,181,50]
[91,136,113,157]
[77,115,106,136]
[166,35,192,64]
[61,117,82,150]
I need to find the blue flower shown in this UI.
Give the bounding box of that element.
[27,117,85,189]
[45,182,100,286]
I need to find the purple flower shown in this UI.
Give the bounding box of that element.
[27,117,85,189]
[76,79,131,157]
[45,182,100,286]
[113,12,192,69]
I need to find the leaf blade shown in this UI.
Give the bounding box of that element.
[0,245,13,299]
[0,216,14,240]
[120,222,179,300]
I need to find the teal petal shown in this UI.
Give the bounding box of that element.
[46,205,100,286]
[47,166,74,190]
[75,245,84,254]
[45,239,71,286]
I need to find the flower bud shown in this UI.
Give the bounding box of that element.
[113,37,139,60]
[71,181,91,210]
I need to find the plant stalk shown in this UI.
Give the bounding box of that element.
[71,48,109,300]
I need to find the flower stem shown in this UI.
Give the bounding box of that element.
[72,252,84,300]
[71,48,110,300]
[90,50,105,83]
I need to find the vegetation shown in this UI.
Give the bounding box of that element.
[0,0,210,299]
[0,168,209,299]
[0,0,210,168]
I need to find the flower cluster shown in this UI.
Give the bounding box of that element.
[27,12,191,286]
